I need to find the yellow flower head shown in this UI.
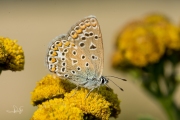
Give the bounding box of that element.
[31,74,121,120]
[0,37,24,71]
[116,21,165,67]
[93,86,121,118]
[64,88,111,120]
[31,98,84,120]
[31,74,76,106]
[0,40,7,64]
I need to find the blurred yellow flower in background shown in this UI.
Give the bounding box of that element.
[113,21,165,67]
[0,37,24,72]
[112,13,180,120]
[143,13,170,24]
[31,74,121,120]
[112,51,125,69]
[112,14,180,67]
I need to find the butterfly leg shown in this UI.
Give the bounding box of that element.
[85,88,95,99]
[70,85,79,98]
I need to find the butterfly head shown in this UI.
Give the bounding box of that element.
[100,76,109,85]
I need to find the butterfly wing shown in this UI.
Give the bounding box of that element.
[46,15,104,87]
[67,15,104,78]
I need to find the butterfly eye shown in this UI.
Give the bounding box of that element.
[79,22,86,30]
[70,31,78,39]
[84,20,90,27]
[90,18,97,27]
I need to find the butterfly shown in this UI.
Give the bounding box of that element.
[46,15,125,97]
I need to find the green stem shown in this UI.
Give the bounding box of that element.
[143,85,180,120]
[141,60,180,120]
[158,97,179,120]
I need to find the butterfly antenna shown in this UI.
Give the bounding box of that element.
[107,78,124,91]
[105,76,127,81]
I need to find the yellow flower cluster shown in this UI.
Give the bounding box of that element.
[64,88,111,120]
[31,74,121,120]
[0,40,6,64]
[113,21,165,67]
[31,74,76,106]
[94,86,121,118]
[0,37,24,71]
[112,14,180,67]
[31,98,84,120]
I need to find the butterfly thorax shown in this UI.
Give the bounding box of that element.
[78,76,108,89]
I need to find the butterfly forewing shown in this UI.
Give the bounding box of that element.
[68,16,104,78]
[46,15,104,87]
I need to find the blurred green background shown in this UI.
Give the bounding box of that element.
[0,1,180,120]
